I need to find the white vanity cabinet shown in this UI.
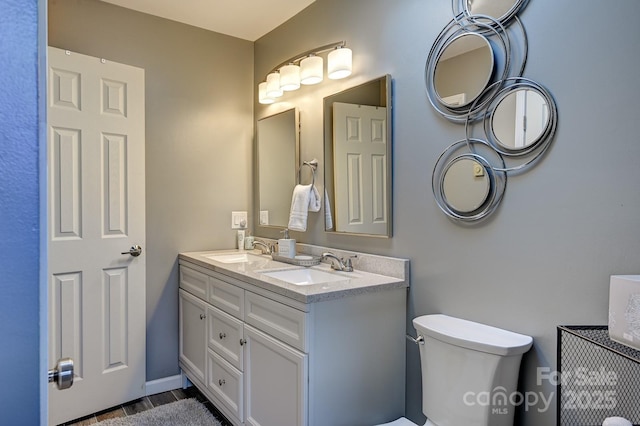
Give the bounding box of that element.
[179,258,406,426]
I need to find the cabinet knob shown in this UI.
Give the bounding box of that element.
[219,332,226,339]
[199,314,206,320]
[239,338,247,346]
[218,379,226,386]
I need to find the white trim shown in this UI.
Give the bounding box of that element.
[145,374,183,396]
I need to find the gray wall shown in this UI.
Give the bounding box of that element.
[0,0,43,423]
[255,0,640,424]
[48,0,254,381]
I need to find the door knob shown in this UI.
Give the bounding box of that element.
[48,358,74,390]
[121,245,143,257]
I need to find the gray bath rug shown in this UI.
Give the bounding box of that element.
[95,398,222,426]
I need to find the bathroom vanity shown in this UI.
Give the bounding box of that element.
[178,247,409,426]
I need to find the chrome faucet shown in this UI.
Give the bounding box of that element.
[252,240,272,255]
[321,252,357,272]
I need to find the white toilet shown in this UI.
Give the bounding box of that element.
[378,314,533,426]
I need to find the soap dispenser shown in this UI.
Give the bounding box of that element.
[277,228,296,259]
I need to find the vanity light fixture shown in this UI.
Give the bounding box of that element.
[258,41,352,104]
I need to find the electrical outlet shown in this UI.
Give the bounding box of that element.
[259,210,269,225]
[231,211,248,229]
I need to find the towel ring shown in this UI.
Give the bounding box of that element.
[298,159,318,185]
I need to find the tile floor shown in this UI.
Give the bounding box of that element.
[60,386,232,426]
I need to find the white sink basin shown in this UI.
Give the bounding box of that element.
[260,268,353,285]
[203,253,265,264]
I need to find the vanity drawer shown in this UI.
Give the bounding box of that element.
[207,306,244,371]
[180,266,207,301]
[245,291,307,352]
[207,349,244,422]
[208,275,244,319]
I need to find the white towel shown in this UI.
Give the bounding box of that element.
[288,184,315,231]
[309,185,321,212]
[324,189,333,230]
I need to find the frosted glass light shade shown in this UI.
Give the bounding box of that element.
[266,72,283,98]
[258,82,274,104]
[279,64,300,91]
[300,55,323,85]
[327,47,352,79]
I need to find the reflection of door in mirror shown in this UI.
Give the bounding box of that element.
[257,108,299,228]
[492,90,549,149]
[323,75,392,237]
[332,102,387,234]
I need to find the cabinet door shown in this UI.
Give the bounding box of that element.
[244,325,308,426]
[179,289,207,383]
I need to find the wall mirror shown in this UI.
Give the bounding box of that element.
[490,88,549,152]
[442,156,491,213]
[434,32,494,108]
[432,139,507,222]
[323,75,392,237]
[257,108,299,229]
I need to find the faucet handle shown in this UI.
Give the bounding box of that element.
[343,255,357,272]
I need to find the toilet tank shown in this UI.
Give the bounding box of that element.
[413,315,532,426]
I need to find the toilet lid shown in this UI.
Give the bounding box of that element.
[413,314,533,356]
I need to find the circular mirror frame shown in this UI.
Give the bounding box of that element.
[464,77,558,172]
[432,139,507,222]
[425,15,527,123]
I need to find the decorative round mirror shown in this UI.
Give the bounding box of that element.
[491,88,548,151]
[442,157,491,213]
[434,32,494,108]
[464,77,558,171]
[432,139,507,222]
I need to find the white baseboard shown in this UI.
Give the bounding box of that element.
[145,374,183,396]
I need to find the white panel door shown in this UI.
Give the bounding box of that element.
[333,102,387,234]
[47,47,146,425]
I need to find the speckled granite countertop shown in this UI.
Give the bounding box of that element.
[179,247,409,304]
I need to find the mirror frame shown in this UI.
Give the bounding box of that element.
[323,74,393,238]
[255,107,300,232]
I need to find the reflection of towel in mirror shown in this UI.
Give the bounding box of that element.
[324,189,333,230]
[288,184,320,231]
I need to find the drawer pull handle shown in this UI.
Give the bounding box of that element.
[239,338,247,346]
[199,314,206,320]
[219,332,226,339]
[218,379,225,386]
